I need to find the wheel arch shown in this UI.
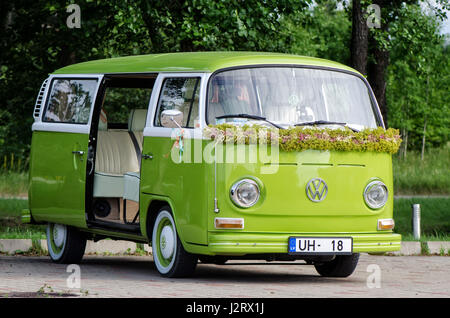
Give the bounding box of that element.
[141,198,183,245]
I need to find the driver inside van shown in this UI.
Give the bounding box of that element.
[208,78,253,123]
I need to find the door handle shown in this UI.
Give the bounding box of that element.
[72,150,85,161]
[87,157,94,175]
[142,154,153,160]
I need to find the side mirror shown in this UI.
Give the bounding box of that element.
[161,109,183,128]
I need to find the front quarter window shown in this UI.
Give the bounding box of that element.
[154,77,200,128]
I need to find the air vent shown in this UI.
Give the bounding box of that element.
[33,78,49,119]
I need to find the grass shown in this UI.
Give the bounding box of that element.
[0,172,28,197]
[393,145,450,195]
[0,224,46,239]
[0,198,28,218]
[0,198,46,239]
[401,233,450,241]
[393,197,450,240]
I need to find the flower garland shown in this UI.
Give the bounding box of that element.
[203,124,402,154]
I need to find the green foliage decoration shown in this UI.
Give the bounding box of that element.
[204,124,402,154]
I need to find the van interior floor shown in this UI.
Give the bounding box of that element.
[93,197,140,225]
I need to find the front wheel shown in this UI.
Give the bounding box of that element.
[314,253,360,277]
[152,207,197,277]
[46,223,86,264]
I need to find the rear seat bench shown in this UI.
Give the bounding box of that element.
[93,109,147,201]
[93,130,138,198]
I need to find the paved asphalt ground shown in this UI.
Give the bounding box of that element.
[0,254,448,298]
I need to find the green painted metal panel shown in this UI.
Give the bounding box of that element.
[29,131,89,228]
[207,232,401,255]
[140,136,210,245]
[51,52,359,76]
[211,146,394,233]
[21,209,31,224]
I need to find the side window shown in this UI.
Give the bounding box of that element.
[43,78,98,124]
[154,77,200,128]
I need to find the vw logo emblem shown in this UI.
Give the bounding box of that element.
[306,178,328,202]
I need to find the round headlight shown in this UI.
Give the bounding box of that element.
[230,179,260,208]
[364,180,388,209]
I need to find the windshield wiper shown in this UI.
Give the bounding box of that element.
[216,114,284,129]
[294,120,359,132]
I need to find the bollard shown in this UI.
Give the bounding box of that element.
[412,204,421,240]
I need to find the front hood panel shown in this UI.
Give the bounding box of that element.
[216,149,393,218]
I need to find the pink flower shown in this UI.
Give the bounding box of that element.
[367,134,377,142]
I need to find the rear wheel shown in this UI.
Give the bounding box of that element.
[314,253,360,277]
[152,206,197,277]
[46,223,86,264]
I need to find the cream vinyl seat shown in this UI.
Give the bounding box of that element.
[93,130,140,198]
[128,108,147,152]
[93,109,147,201]
[123,109,147,202]
[93,108,141,198]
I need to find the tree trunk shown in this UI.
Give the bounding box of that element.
[421,118,426,161]
[368,47,389,126]
[421,75,429,161]
[403,129,408,160]
[349,0,390,126]
[367,0,390,126]
[350,0,369,75]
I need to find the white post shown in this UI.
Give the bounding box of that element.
[412,204,421,240]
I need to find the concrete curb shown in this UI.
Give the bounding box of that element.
[390,242,422,255]
[0,239,449,256]
[427,241,450,255]
[0,239,152,255]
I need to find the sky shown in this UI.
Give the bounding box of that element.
[333,1,450,35]
[421,0,449,35]
[440,13,450,35]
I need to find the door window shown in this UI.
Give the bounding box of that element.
[43,78,98,124]
[154,77,200,128]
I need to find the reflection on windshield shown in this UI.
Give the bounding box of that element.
[207,68,378,129]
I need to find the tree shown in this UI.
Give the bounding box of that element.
[137,0,311,52]
[386,3,449,156]
[0,0,312,161]
[281,0,351,64]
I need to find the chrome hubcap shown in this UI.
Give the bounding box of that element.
[53,224,66,248]
[160,225,175,259]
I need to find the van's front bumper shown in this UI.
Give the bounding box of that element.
[207,232,401,255]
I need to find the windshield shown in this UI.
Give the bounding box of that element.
[206,67,379,129]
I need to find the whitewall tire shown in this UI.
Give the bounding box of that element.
[152,206,197,277]
[46,223,87,264]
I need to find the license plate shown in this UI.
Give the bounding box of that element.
[288,237,353,255]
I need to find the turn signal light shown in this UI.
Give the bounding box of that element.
[378,218,395,231]
[214,218,244,229]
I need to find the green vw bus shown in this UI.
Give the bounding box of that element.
[24,52,401,278]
